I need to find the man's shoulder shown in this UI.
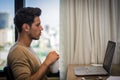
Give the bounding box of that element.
[8,44,28,57]
[9,43,27,52]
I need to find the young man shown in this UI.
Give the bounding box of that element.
[7,7,59,80]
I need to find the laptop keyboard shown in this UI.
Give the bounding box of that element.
[74,66,108,75]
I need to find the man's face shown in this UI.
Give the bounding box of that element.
[29,16,43,40]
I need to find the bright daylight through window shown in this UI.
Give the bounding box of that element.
[0,0,14,70]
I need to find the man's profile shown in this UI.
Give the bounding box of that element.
[7,7,59,80]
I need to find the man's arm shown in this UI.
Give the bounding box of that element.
[25,51,59,80]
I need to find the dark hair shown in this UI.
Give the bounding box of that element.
[14,7,42,33]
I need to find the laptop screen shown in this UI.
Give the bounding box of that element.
[103,41,116,74]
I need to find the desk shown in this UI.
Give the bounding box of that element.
[67,64,120,80]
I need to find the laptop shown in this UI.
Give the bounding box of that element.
[74,41,116,76]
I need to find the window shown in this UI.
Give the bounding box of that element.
[26,0,60,62]
[0,0,14,70]
[0,0,59,70]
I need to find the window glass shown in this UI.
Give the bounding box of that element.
[26,0,59,62]
[0,0,14,70]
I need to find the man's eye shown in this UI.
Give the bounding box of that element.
[36,24,40,27]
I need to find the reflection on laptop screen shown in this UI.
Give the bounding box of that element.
[103,41,116,74]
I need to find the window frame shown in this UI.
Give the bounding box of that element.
[15,0,25,41]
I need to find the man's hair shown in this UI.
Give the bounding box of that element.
[14,7,42,33]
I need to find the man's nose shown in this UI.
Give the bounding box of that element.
[40,25,43,30]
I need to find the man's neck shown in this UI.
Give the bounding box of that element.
[17,34,32,47]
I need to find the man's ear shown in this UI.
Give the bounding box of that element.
[22,23,30,32]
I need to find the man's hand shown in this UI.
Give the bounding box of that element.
[44,51,59,66]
